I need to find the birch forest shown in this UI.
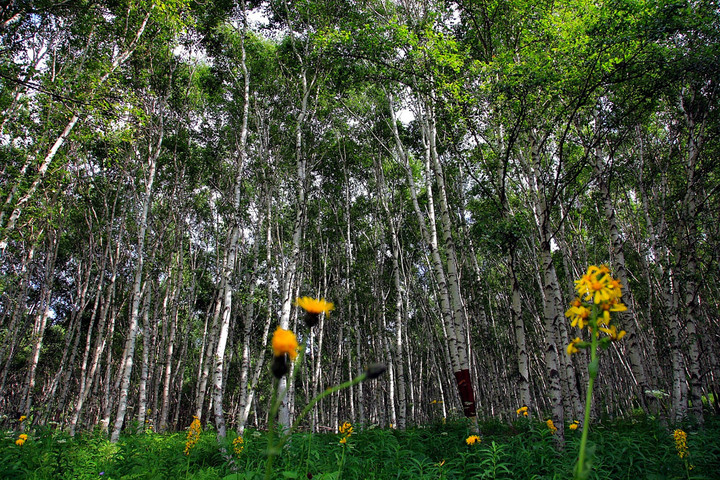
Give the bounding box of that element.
[1,0,719,449]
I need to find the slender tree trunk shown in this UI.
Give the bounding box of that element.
[511,251,532,411]
[527,135,565,446]
[69,219,123,434]
[376,158,407,429]
[211,15,250,441]
[111,107,162,442]
[136,290,152,433]
[21,229,59,416]
[593,150,651,410]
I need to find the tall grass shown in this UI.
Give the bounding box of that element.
[2,414,718,479]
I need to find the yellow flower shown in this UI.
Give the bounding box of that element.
[339,421,353,435]
[565,304,591,329]
[338,421,352,444]
[569,421,580,430]
[19,415,27,422]
[15,433,28,446]
[600,299,628,323]
[184,416,202,455]
[232,436,244,456]
[546,419,557,435]
[567,337,582,355]
[295,296,334,315]
[272,327,299,361]
[674,429,689,459]
[296,296,334,328]
[574,265,622,304]
[516,406,528,416]
[598,324,626,341]
[466,435,481,445]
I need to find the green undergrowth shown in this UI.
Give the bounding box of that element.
[1,414,718,479]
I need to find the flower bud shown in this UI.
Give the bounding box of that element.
[364,363,387,380]
[271,354,290,378]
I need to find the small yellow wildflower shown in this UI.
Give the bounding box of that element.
[184,416,202,455]
[674,429,689,459]
[546,419,557,435]
[272,327,299,361]
[598,324,626,341]
[339,421,353,435]
[567,337,583,355]
[574,265,621,304]
[466,435,481,445]
[516,406,528,416]
[15,433,28,446]
[569,421,580,430]
[232,436,244,456]
[600,299,628,323]
[565,304,591,329]
[339,421,352,444]
[19,415,27,422]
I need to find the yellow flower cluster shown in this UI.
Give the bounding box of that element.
[546,419,557,435]
[19,415,27,422]
[674,429,689,459]
[232,436,244,456]
[566,265,627,354]
[516,406,528,417]
[465,435,481,445]
[15,434,28,446]
[184,416,202,455]
[569,420,580,430]
[339,421,353,444]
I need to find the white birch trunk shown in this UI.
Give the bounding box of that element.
[69,222,122,435]
[21,230,59,416]
[211,16,250,440]
[110,111,162,442]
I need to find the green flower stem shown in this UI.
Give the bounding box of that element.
[265,336,309,480]
[264,328,366,480]
[338,441,347,480]
[264,378,280,480]
[575,307,600,480]
[288,373,366,438]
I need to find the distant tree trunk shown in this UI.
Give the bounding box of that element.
[277,66,314,433]
[136,290,153,433]
[527,135,565,446]
[211,14,250,441]
[21,228,59,416]
[111,105,162,442]
[0,243,35,400]
[510,251,532,411]
[159,253,181,432]
[69,219,123,435]
[376,158,407,429]
[388,94,467,418]
[593,149,651,410]
[45,248,92,419]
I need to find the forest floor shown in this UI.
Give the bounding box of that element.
[1,413,719,479]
